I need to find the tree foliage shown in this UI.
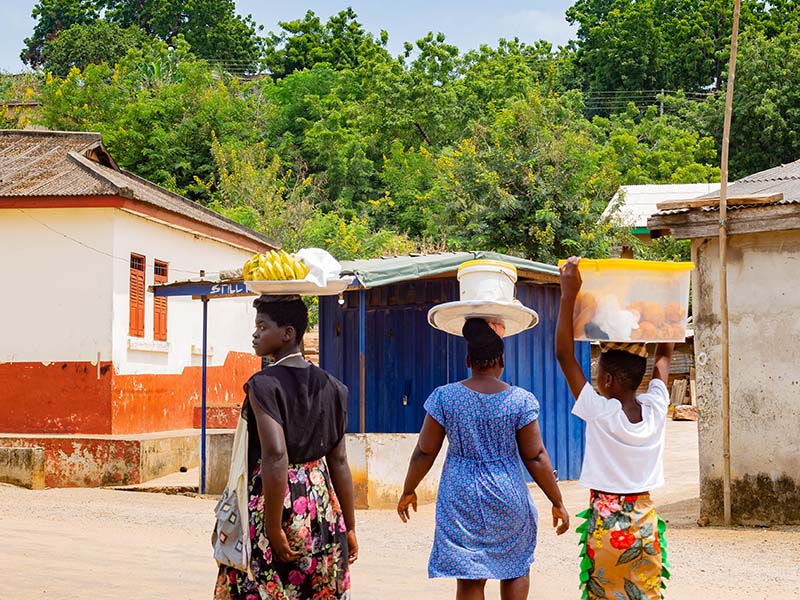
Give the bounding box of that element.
[28,6,792,262]
[23,0,263,73]
[39,38,254,199]
[21,0,100,68]
[263,8,389,78]
[42,20,149,77]
[667,27,800,178]
[566,0,796,93]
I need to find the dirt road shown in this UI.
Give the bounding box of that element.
[1,422,797,599]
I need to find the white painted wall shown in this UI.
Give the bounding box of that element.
[110,209,258,375]
[0,208,114,363]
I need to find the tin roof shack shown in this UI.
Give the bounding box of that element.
[317,253,590,507]
[649,161,800,526]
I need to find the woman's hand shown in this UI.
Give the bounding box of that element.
[347,529,359,564]
[397,491,418,523]
[559,256,583,301]
[552,503,570,536]
[267,526,301,563]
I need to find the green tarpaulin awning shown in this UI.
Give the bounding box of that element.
[339,251,559,289]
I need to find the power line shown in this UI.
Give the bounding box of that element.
[17,208,225,278]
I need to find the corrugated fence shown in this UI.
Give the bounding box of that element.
[319,279,589,480]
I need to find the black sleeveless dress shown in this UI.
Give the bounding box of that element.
[214,364,351,600]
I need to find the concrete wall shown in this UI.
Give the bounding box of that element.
[0,431,199,487]
[0,446,45,489]
[348,433,447,509]
[139,431,200,482]
[205,430,234,495]
[203,433,446,509]
[692,230,800,525]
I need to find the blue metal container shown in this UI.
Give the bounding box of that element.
[319,278,589,480]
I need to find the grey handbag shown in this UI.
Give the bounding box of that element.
[211,415,254,579]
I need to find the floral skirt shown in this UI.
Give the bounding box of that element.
[576,491,670,600]
[214,459,350,600]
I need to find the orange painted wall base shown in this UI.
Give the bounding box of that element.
[111,351,258,434]
[0,361,113,434]
[0,352,260,435]
[192,404,240,429]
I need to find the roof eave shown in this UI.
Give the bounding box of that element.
[648,202,800,239]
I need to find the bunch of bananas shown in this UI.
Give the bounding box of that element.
[243,250,311,281]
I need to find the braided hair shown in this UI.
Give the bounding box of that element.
[462,318,504,370]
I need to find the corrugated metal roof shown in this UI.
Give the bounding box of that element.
[339,251,559,289]
[0,130,276,248]
[604,183,722,228]
[738,160,800,182]
[319,278,589,478]
[653,159,800,217]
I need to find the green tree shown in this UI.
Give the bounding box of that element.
[300,213,413,261]
[459,39,573,111]
[204,137,316,250]
[566,0,765,94]
[0,74,40,129]
[431,90,621,263]
[24,0,263,73]
[38,38,256,200]
[370,142,442,239]
[667,27,800,178]
[590,104,720,184]
[41,21,149,76]
[263,8,390,78]
[726,29,800,175]
[105,0,264,74]
[21,0,100,68]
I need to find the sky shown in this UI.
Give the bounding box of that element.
[0,0,577,73]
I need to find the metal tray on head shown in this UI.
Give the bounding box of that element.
[245,277,354,296]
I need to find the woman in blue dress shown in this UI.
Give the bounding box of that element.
[398,318,569,599]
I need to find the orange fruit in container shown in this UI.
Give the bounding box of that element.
[640,302,666,326]
[558,258,693,342]
[573,292,598,337]
[666,301,685,323]
[632,321,659,340]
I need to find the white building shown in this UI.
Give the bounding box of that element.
[604,183,722,238]
[0,130,274,485]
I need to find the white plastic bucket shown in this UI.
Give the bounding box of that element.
[457,260,518,302]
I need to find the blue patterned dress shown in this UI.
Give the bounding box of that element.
[425,382,540,580]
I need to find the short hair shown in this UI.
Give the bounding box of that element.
[253,296,308,345]
[599,350,647,391]
[463,318,504,370]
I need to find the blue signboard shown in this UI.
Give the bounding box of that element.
[152,281,252,298]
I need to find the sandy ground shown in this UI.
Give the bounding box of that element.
[1,421,798,600]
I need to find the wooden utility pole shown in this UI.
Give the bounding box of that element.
[720,0,742,527]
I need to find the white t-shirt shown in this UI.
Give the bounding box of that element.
[572,379,670,493]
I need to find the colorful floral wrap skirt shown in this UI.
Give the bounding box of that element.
[214,459,351,600]
[576,491,670,600]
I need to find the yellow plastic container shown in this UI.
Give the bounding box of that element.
[559,258,694,342]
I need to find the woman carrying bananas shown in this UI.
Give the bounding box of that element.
[214,295,358,599]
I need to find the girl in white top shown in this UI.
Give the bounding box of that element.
[556,257,674,600]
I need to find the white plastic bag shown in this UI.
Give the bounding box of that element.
[295,248,342,287]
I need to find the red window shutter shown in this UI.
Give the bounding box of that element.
[129,254,145,337]
[153,260,168,341]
